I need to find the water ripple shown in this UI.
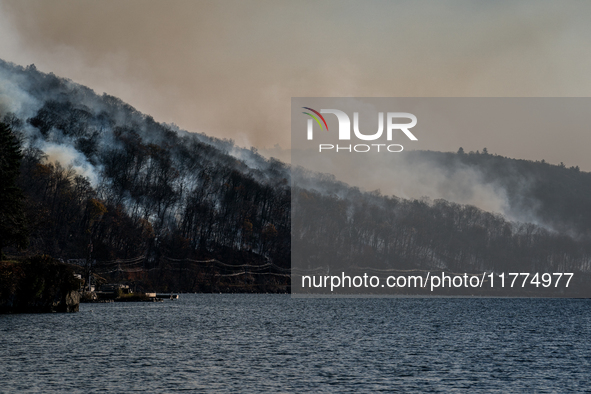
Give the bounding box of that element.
[1,296,590,393]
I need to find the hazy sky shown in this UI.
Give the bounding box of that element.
[1,0,591,167]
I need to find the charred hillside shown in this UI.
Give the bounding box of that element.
[1,59,290,292]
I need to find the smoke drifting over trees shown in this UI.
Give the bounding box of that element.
[1,59,290,291]
[2,59,591,292]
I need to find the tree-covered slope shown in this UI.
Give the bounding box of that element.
[406,149,591,236]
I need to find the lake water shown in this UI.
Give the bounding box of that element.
[1,295,590,393]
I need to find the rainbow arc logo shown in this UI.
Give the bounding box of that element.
[302,107,329,131]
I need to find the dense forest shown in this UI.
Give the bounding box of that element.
[0,60,290,292]
[1,59,591,293]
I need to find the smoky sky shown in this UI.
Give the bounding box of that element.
[1,0,591,169]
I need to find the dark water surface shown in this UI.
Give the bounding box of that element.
[1,295,590,393]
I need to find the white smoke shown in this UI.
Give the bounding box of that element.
[0,68,41,119]
[39,141,99,185]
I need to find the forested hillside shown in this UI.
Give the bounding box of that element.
[2,58,591,293]
[0,59,290,292]
[404,149,591,236]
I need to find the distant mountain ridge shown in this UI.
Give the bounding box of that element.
[400,149,591,236]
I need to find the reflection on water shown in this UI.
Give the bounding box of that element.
[1,295,590,392]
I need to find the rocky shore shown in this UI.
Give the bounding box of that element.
[0,255,80,313]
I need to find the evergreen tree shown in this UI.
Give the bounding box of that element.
[0,121,28,257]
